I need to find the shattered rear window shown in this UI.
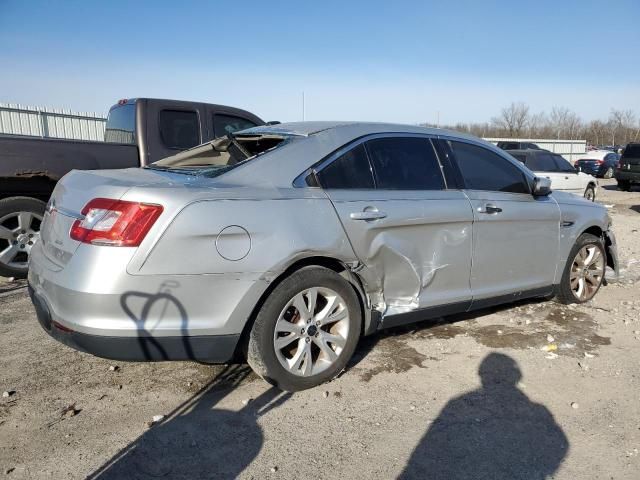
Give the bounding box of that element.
[147,134,289,177]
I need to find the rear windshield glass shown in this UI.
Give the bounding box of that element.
[623,144,640,158]
[148,134,288,177]
[105,104,135,144]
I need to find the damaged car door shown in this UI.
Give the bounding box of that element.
[316,134,474,321]
[441,139,560,306]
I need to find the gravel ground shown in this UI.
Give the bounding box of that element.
[1,179,639,479]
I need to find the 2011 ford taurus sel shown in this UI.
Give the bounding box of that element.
[28,122,618,391]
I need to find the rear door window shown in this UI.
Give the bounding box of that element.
[448,141,530,194]
[527,153,558,171]
[317,144,375,189]
[365,137,445,190]
[159,110,200,149]
[553,155,576,172]
[213,114,257,137]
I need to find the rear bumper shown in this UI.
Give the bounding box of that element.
[29,284,240,362]
[615,170,640,182]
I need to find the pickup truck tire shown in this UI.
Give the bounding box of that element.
[0,197,46,278]
[617,180,631,192]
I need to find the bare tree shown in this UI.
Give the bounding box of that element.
[492,102,530,137]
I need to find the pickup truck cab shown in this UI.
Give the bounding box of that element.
[616,143,640,191]
[0,98,264,277]
[506,149,598,201]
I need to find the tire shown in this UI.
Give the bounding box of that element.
[603,167,614,179]
[583,185,596,202]
[247,266,362,391]
[0,197,46,278]
[617,180,631,192]
[556,233,606,305]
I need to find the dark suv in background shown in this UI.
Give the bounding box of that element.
[616,143,640,191]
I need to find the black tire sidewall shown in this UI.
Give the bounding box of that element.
[0,197,46,278]
[584,186,595,201]
[248,266,362,391]
[559,233,605,304]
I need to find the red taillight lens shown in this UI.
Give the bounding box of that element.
[596,159,604,165]
[70,198,163,247]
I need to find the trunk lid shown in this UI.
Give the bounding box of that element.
[40,167,186,267]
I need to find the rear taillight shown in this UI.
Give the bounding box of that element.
[596,159,604,165]
[70,198,163,246]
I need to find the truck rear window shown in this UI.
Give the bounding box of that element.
[623,144,640,158]
[105,104,136,144]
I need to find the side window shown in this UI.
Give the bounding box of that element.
[159,110,200,149]
[214,114,257,137]
[510,153,528,164]
[553,155,576,172]
[365,137,445,190]
[317,144,375,189]
[448,141,530,194]
[527,153,558,172]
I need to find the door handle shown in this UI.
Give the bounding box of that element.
[350,210,387,221]
[480,204,502,214]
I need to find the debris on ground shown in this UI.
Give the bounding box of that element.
[61,403,81,418]
[571,402,579,409]
[2,390,16,398]
[108,365,119,372]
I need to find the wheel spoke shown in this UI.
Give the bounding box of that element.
[0,226,13,240]
[321,331,346,349]
[583,247,596,266]
[313,335,338,362]
[305,288,318,317]
[288,338,307,371]
[292,293,311,321]
[576,278,585,299]
[17,212,32,231]
[275,318,300,334]
[316,295,339,324]
[274,332,301,350]
[0,244,19,265]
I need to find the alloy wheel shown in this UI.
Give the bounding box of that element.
[273,287,350,377]
[0,211,43,272]
[570,244,604,302]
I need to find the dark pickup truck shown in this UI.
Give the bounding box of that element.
[616,143,640,191]
[0,98,264,277]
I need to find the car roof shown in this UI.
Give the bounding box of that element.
[238,121,472,140]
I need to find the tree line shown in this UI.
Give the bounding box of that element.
[423,102,640,147]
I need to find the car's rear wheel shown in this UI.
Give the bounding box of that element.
[246,266,362,391]
[0,197,46,278]
[556,233,605,304]
[583,185,596,202]
[617,180,631,191]
[603,167,614,179]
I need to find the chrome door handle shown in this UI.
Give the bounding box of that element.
[350,211,387,221]
[481,204,502,214]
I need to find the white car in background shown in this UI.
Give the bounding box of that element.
[506,149,598,201]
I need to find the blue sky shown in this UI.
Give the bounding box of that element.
[1,0,638,124]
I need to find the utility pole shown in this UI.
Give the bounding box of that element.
[302,91,305,121]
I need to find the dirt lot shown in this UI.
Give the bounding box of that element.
[1,179,639,479]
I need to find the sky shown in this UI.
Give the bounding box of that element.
[1,0,639,124]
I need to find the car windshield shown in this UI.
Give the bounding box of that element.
[148,134,288,177]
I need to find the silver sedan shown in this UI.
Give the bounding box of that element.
[28,122,618,391]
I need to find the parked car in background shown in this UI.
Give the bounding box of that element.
[28,122,618,391]
[506,149,598,201]
[616,143,640,191]
[497,141,540,150]
[0,98,264,277]
[573,150,620,179]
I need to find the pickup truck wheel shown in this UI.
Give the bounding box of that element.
[247,266,362,391]
[583,185,596,202]
[0,197,46,278]
[556,233,605,304]
[617,180,631,192]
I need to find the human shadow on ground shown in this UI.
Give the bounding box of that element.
[89,364,292,479]
[399,353,569,480]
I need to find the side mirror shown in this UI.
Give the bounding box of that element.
[533,177,552,196]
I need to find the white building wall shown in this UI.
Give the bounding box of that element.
[485,137,587,162]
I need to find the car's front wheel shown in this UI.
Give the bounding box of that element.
[557,233,606,304]
[583,185,596,202]
[247,266,362,391]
